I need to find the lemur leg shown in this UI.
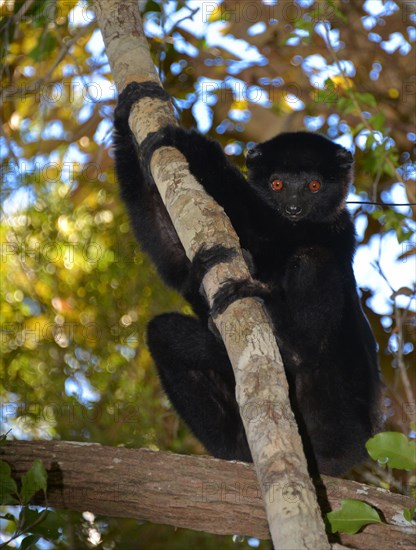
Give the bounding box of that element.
[147,312,251,461]
[294,367,374,476]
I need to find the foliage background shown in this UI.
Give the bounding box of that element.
[1,0,415,548]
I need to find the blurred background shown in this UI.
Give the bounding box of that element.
[1,0,415,548]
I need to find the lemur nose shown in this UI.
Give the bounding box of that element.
[285,205,302,216]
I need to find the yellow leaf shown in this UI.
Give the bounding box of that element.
[230,100,248,111]
[35,281,52,300]
[331,75,353,90]
[208,5,222,22]
[388,88,399,99]
[23,315,50,349]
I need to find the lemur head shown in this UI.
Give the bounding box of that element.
[246,132,353,223]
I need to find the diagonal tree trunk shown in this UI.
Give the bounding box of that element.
[95,1,330,547]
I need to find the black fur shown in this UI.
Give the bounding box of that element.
[113,81,382,476]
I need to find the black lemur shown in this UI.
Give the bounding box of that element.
[113,81,382,476]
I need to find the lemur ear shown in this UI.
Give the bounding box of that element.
[336,146,354,168]
[246,145,262,165]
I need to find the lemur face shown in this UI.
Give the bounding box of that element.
[246,132,353,223]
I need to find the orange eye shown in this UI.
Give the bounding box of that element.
[308,180,321,192]
[271,179,283,191]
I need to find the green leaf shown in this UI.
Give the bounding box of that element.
[334,8,347,23]
[366,133,376,148]
[326,499,381,534]
[403,507,416,522]
[19,507,44,527]
[322,0,347,22]
[397,227,413,244]
[0,460,18,504]
[28,510,61,540]
[383,161,398,178]
[21,459,48,504]
[29,32,58,62]
[366,432,416,470]
[324,77,335,91]
[145,0,161,12]
[293,18,313,35]
[370,113,385,131]
[338,96,355,114]
[0,512,17,523]
[371,210,386,224]
[20,534,41,550]
[356,92,377,108]
[314,81,339,104]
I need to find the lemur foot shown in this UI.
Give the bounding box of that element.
[212,279,270,317]
[192,245,236,283]
[192,245,270,317]
[114,81,170,126]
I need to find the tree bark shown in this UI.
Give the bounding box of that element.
[94,1,332,548]
[2,441,415,550]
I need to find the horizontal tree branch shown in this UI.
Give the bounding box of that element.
[1,441,415,550]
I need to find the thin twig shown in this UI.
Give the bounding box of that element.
[371,257,416,416]
[0,24,93,105]
[322,23,405,186]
